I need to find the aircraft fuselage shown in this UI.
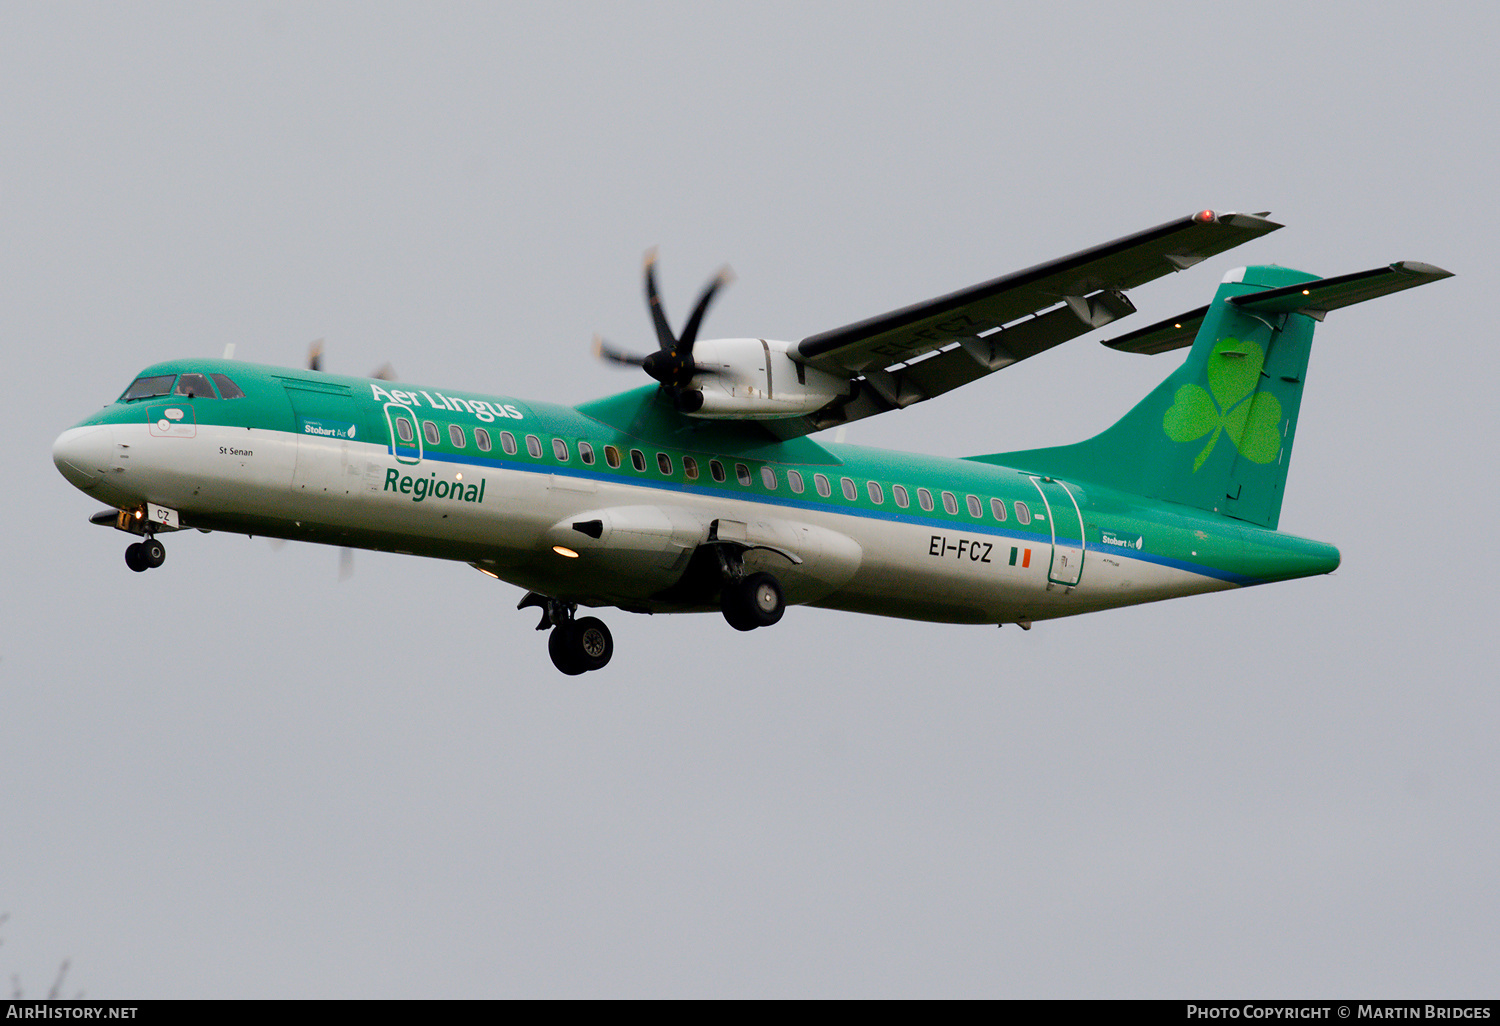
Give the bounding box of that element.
[54,358,1340,633]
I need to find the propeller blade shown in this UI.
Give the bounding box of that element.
[597,251,731,395]
[593,335,649,367]
[642,248,678,353]
[679,267,734,350]
[338,546,354,582]
[369,362,397,381]
[307,338,325,372]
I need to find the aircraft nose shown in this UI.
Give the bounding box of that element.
[53,424,115,492]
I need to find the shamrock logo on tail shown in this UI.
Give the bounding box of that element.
[1163,338,1284,472]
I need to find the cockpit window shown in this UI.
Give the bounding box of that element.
[174,373,217,398]
[121,374,177,401]
[210,373,245,399]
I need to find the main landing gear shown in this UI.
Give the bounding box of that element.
[711,542,786,632]
[721,571,784,632]
[519,593,613,675]
[124,537,166,572]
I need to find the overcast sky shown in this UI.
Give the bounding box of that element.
[4,1,1497,998]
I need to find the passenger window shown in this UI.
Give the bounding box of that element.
[967,495,982,518]
[735,463,751,486]
[761,467,777,489]
[814,474,831,498]
[579,441,595,465]
[941,491,958,515]
[526,434,543,458]
[604,444,621,468]
[423,421,441,446]
[893,484,909,508]
[918,488,934,512]
[395,416,415,443]
[210,374,245,399]
[121,374,176,401]
[1015,501,1032,525]
[657,453,673,475]
[475,428,492,452]
[554,438,569,461]
[841,477,857,501]
[450,424,466,448]
[710,459,726,483]
[501,431,518,455]
[630,448,646,472]
[868,481,883,504]
[174,373,216,398]
[682,456,698,480]
[788,470,804,494]
[990,498,1006,521]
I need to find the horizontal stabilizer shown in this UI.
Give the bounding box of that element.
[1103,261,1453,356]
[1101,304,1210,355]
[1229,261,1453,321]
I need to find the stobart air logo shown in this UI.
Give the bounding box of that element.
[1100,531,1143,551]
[299,417,357,440]
[1163,337,1283,472]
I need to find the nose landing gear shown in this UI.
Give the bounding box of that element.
[518,592,614,675]
[548,616,614,676]
[125,537,166,572]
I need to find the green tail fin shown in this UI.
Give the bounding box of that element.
[971,262,1441,529]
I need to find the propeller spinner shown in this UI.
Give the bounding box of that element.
[595,250,732,411]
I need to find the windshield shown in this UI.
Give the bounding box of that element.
[121,374,176,401]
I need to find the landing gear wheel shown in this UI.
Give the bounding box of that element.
[124,543,148,572]
[549,617,613,675]
[572,617,613,672]
[143,538,166,568]
[548,624,588,675]
[722,572,784,631]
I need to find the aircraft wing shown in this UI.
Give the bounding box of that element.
[770,210,1280,438]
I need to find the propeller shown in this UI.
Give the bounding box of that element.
[595,250,732,411]
[307,339,397,381]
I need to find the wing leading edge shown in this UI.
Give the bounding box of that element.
[764,210,1280,439]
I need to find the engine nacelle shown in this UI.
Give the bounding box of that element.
[683,338,848,419]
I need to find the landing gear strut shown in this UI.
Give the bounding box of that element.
[125,536,166,572]
[518,592,614,675]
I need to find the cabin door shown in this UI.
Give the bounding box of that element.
[284,385,360,496]
[1027,476,1085,587]
[383,403,423,465]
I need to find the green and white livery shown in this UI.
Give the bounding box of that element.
[53,210,1451,674]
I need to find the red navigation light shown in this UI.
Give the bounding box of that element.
[1194,209,1217,224]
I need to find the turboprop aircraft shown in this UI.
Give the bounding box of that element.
[52,210,1451,674]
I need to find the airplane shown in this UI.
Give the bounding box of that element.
[52,210,1451,674]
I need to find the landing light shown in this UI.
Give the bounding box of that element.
[552,546,580,559]
[455,473,463,481]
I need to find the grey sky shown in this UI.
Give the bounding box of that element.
[4,1,1497,997]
